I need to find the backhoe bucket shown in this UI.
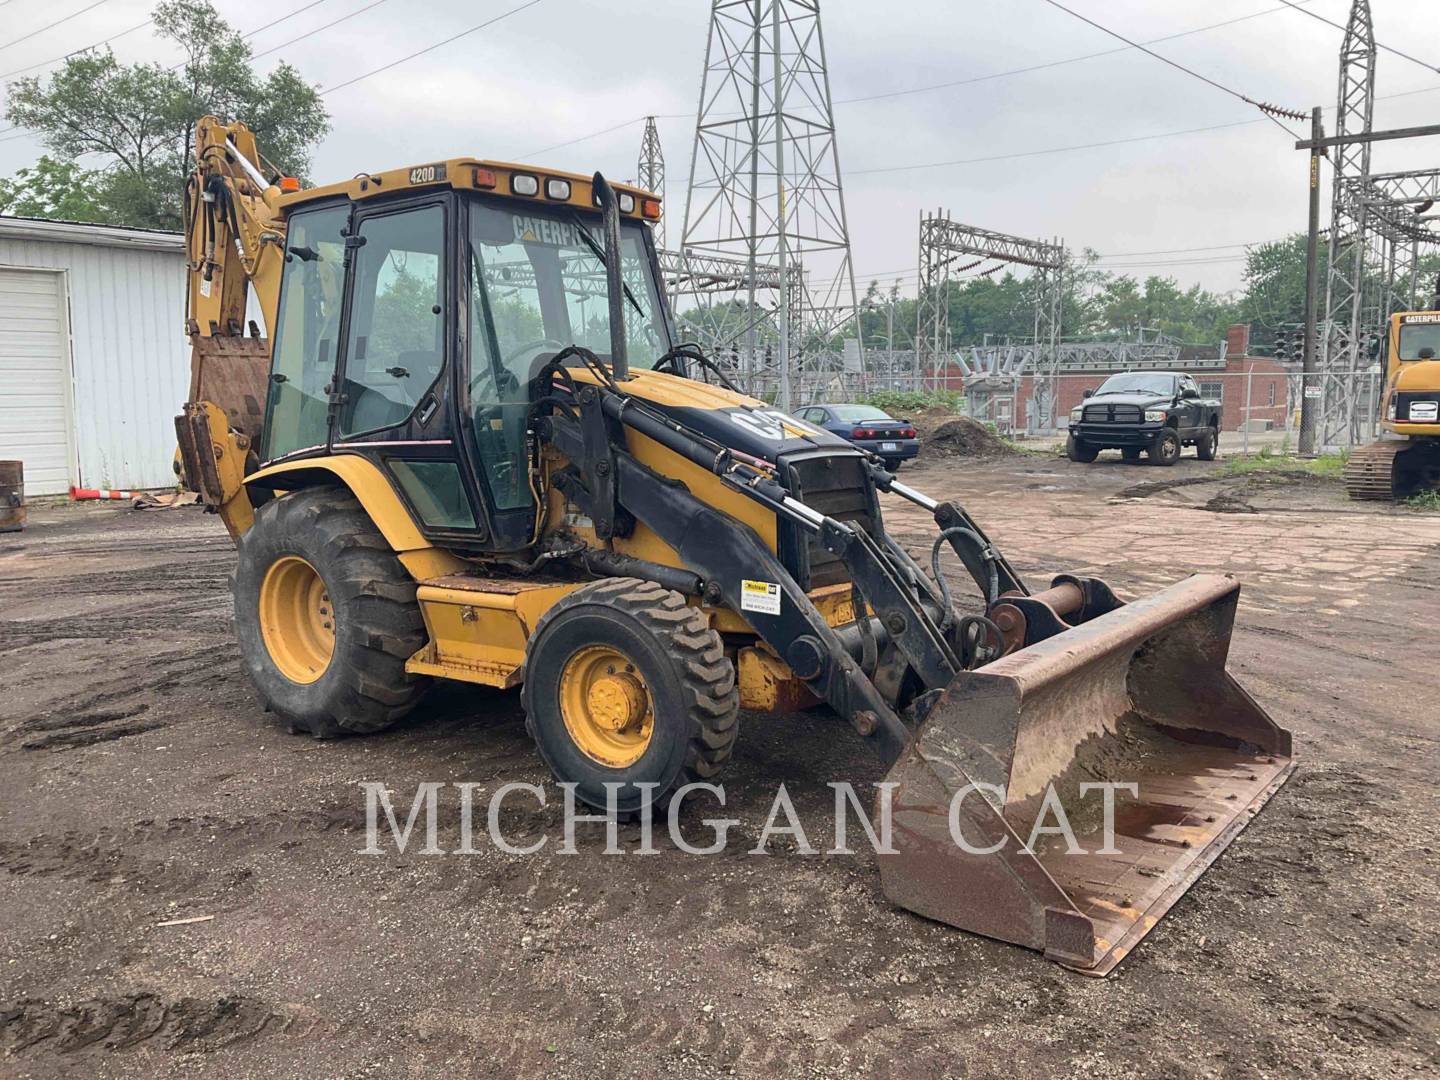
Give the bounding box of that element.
[878,573,1293,975]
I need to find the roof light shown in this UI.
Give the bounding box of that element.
[278,176,300,193]
[641,198,661,220]
[511,174,539,196]
[473,167,497,189]
[618,192,635,214]
[545,178,571,200]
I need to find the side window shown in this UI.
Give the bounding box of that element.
[802,407,826,423]
[263,204,348,459]
[339,205,445,438]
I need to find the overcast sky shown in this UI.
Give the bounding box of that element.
[2,0,1437,298]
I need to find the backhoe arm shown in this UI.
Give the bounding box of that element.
[179,117,292,538]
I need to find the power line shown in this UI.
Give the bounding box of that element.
[1035,0,1306,133]
[1274,0,1440,76]
[520,115,651,160]
[0,0,117,55]
[0,18,149,80]
[251,0,395,61]
[833,1,1322,107]
[848,117,1264,176]
[320,0,545,96]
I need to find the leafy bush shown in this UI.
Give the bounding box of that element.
[1405,490,1440,511]
[855,389,965,416]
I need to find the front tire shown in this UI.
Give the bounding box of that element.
[1197,426,1219,461]
[1150,429,1181,466]
[234,487,429,737]
[522,578,739,814]
[1122,447,1143,462]
[1067,435,1099,463]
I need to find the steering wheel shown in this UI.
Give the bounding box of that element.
[501,337,566,371]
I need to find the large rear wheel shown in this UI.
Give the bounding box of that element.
[234,487,429,736]
[522,578,739,814]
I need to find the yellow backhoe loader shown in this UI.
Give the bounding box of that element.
[1343,279,1440,500]
[176,116,1294,975]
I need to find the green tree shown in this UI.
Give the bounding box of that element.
[4,0,328,230]
[0,156,108,222]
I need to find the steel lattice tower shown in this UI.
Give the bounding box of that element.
[637,116,666,249]
[679,0,862,410]
[1318,0,1378,448]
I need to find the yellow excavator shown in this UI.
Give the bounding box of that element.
[176,116,1294,975]
[1343,280,1440,500]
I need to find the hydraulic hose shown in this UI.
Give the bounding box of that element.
[931,526,1001,630]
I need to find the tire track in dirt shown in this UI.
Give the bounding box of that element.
[1,994,336,1056]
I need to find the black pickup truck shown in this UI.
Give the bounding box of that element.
[1066,371,1222,466]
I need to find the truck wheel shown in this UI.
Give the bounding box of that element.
[233,487,429,736]
[1150,429,1181,467]
[1066,435,1099,463]
[1122,447,1143,462]
[522,578,739,814]
[1197,426,1219,461]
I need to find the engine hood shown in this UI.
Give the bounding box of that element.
[1394,359,1440,392]
[565,366,858,462]
[1084,392,1175,409]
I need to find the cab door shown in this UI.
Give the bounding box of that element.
[332,196,490,540]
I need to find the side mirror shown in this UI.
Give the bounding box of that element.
[1082,388,1094,399]
[1420,347,1436,360]
[1182,387,1199,400]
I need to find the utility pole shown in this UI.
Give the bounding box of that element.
[1300,106,1323,456]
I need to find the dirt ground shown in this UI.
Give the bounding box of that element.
[2,448,1437,1078]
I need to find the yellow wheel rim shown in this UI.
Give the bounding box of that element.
[558,644,654,768]
[258,556,335,685]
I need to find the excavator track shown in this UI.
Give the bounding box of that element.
[1343,441,1403,500]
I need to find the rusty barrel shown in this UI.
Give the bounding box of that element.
[878,573,1293,975]
[0,461,24,533]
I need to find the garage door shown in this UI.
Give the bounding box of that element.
[0,268,73,495]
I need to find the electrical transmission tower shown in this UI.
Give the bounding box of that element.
[637,116,666,249]
[1317,0,1440,448]
[916,213,1064,430]
[1318,0,1378,448]
[678,0,862,410]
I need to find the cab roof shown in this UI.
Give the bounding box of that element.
[279,158,659,224]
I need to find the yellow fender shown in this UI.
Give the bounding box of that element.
[245,455,467,580]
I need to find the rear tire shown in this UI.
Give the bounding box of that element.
[1149,429,1181,467]
[1066,435,1099,463]
[1121,447,1143,462]
[522,578,738,814]
[1197,426,1219,461]
[233,486,428,737]
[882,457,903,472]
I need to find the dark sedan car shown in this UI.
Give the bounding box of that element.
[797,403,920,469]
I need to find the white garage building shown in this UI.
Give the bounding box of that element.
[0,216,189,495]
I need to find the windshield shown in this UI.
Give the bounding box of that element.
[1095,373,1176,396]
[1398,323,1440,361]
[465,197,670,511]
[831,405,892,422]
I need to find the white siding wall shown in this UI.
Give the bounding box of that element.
[0,226,187,490]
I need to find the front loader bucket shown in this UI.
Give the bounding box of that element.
[878,573,1293,975]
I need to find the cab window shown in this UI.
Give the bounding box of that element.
[1399,323,1440,360]
[338,205,446,437]
[263,204,347,459]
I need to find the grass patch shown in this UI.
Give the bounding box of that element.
[1405,490,1440,511]
[1219,445,1349,479]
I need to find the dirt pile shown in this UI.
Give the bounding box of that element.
[925,416,1017,459]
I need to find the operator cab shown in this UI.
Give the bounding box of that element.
[258,164,672,551]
